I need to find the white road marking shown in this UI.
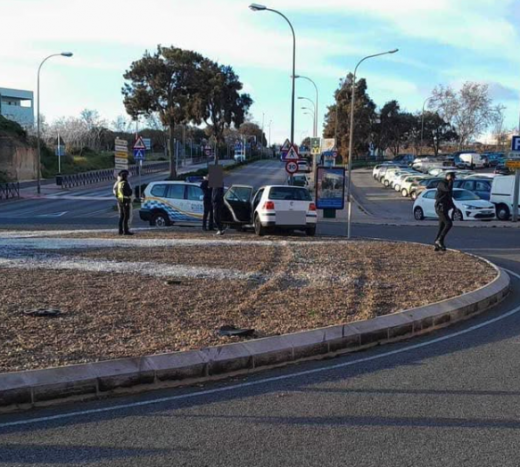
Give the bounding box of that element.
[36,212,68,218]
[0,269,517,429]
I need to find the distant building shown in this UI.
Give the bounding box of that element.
[0,87,34,127]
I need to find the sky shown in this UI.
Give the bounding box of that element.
[1,0,519,145]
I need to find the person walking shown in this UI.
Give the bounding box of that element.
[115,170,134,236]
[212,186,225,235]
[434,172,456,251]
[200,176,214,231]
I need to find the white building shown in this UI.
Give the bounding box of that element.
[0,87,34,127]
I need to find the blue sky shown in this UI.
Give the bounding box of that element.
[1,0,519,144]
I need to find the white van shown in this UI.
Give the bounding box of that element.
[490,175,520,220]
[459,152,485,169]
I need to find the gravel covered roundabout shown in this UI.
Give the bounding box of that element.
[0,229,497,373]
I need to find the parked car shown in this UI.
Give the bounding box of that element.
[400,175,429,197]
[409,178,444,200]
[490,175,520,221]
[453,178,492,200]
[391,170,420,191]
[413,188,496,221]
[222,185,318,236]
[297,160,311,173]
[494,164,512,176]
[453,152,486,169]
[140,181,205,227]
[288,173,310,188]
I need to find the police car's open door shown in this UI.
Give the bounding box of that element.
[223,185,254,225]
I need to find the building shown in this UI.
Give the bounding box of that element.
[0,87,34,128]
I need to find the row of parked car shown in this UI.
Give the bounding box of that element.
[372,162,519,221]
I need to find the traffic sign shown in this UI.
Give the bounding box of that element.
[133,149,145,161]
[310,137,321,155]
[204,145,213,156]
[511,136,520,152]
[285,161,298,174]
[134,136,146,150]
[281,139,291,152]
[285,145,300,161]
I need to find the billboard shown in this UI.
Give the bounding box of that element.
[316,166,345,210]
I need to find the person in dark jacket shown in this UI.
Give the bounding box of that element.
[115,170,134,236]
[434,172,456,251]
[212,186,225,235]
[200,176,214,231]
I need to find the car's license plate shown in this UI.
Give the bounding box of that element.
[276,211,306,225]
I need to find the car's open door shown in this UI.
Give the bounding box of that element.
[223,185,254,224]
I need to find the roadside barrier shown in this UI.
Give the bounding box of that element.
[60,162,170,189]
[0,182,20,200]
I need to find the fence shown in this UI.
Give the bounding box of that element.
[60,161,170,189]
[0,182,20,200]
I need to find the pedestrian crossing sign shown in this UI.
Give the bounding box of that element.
[133,136,147,150]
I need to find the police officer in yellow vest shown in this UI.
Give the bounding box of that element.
[115,170,134,235]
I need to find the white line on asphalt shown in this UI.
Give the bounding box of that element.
[0,269,518,429]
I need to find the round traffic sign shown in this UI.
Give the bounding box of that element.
[285,161,298,174]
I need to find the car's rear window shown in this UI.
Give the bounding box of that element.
[150,184,167,197]
[268,187,312,201]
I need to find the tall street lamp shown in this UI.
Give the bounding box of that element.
[295,75,319,138]
[250,4,296,145]
[420,96,434,156]
[298,97,316,137]
[37,52,73,195]
[347,49,398,239]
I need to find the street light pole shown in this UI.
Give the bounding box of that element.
[420,96,434,156]
[250,4,296,145]
[295,75,319,138]
[347,49,398,239]
[298,97,316,137]
[36,52,73,195]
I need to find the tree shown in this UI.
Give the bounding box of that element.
[122,46,207,178]
[430,82,501,149]
[200,61,252,162]
[323,74,377,161]
[492,105,509,151]
[422,112,458,156]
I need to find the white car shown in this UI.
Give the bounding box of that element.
[413,188,496,222]
[400,175,429,197]
[223,184,318,236]
[491,175,520,220]
[392,171,420,191]
[384,169,415,188]
[140,181,205,226]
[297,160,311,173]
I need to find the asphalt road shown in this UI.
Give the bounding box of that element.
[1,165,520,466]
[0,159,282,230]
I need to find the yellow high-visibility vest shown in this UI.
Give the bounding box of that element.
[116,181,131,202]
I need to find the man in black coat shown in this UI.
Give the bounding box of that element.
[200,176,214,231]
[212,186,225,235]
[434,172,456,251]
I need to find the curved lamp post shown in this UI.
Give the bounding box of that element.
[298,97,316,137]
[37,52,73,194]
[420,96,434,156]
[250,4,296,145]
[295,75,319,138]
[347,49,398,239]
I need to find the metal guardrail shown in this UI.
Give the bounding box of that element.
[60,162,170,189]
[0,182,20,200]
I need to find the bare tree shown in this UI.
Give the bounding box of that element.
[492,105,509,151]
[430,82,500,149]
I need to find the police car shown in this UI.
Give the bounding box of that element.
[140,181,205,227]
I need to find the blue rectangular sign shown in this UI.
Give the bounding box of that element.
[133,148,145,161]
[316,166,345,210]
[511,135,520,152]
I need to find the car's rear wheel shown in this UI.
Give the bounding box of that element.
[254,215,265,236]
[414,207,424,220]
[453,209,464,221]
[401,188,408,197]
[384,180,390,187]
[306,226,316,237]
[151,212,169,227]
[411,191,418,201]
[496,204,510,221]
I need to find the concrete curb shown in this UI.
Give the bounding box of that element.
[0,261,510,413]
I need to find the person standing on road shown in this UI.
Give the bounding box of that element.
[434,172,456,251]
[200,176,214,231]
[115,170,134,236]
[212,186,225,235]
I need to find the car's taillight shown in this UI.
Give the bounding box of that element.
[263,201,275,210]
[309,203,316,211]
